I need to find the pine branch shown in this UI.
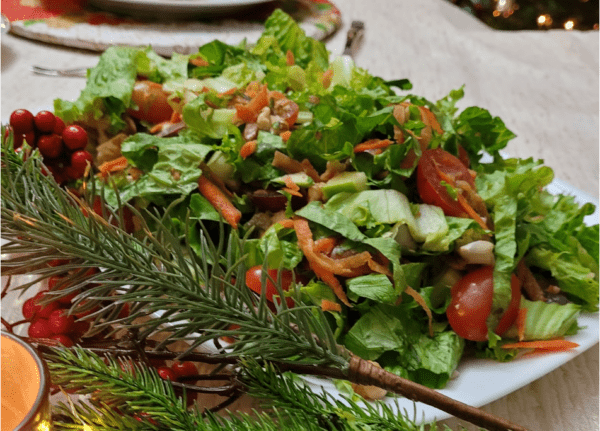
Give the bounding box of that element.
[45,347,465,431]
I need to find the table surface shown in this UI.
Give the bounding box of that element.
[1,0,598,430]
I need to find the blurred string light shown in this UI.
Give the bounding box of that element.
[448,0,598,30]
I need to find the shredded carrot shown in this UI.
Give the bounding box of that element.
[276,218,295,229]
[149,122,165,134]
[286,50,295,66]
[456,194,489,230]
[236,84,268,123]
[269,90,286,100]
[322,69,333,89]
[353,139,393,153]
[516,308,527,341]
[314,237,337,255]
[240,140,257,159]
[405,286,433,337]
[272,151,321,183]
[282,175,303,197]
[280,130,292,142]
[501,339,579,352]
[367,258,392,277]
[190,57,209,67]
[293,217,352,306]
[197,175,241,229]
[170,111,182,123]
[218,87,238,97]
[321,299,342,312]
[98,156,129,177]
[418,106,443,135]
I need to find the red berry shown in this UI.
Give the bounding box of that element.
[48,258,70,267]
[157,366,177,380]
[12,133,24,149]
[171,361,197,378]
[50,334,74,347]
[49,309,75,335]
[62,125,88,151]
[23,131,36,147]
[10,109,34,134]
[117,303,130,319]
[28,319,54,339]
[70,150,93,170]
[34,111,57,133]
[53,116,66,135]
[37,134,63,159]
[70,319,90,339]
[33,292,60,319]
[22,297,41,320]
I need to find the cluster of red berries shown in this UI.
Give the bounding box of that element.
[8,109,93,184]
[22,260,100,347]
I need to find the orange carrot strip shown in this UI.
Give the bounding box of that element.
[190,57,209,67]
[516,308,527,341]
[98,156,129,177]
[236,84,268,123]
[276,218,295,229]
[321,299,342,312]
[293,218,352,306]
[197,175,241,229]
[280,130,292,142]
[283,187,303,197]
[312,262,352,307]
[501,339,579,352]
[418,106,443,135]
[322,69,333,89]
[272,151,321,183]
[170,111,182,123]
[286,50,295,66]
[405,286,433,337]
[240,140,257,159]
[367,258,392,277]
[149,122,166,134]
[456,194,489,230]
[284,175,301,193]
[353,139,393,153]
[314,237,337,255]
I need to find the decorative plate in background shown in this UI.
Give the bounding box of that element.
[2,0,341,56]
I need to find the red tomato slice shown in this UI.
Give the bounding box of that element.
[446,266,521,342]
[417,148,476,218]
[127,80,174,124]
[245,266,295,308]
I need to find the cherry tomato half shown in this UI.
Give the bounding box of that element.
[127,80,174,124]
[245,266,295,308]
[446,266,521,342]
[417,148,476,218]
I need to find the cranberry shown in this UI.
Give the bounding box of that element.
[53,116,66,135]
[33,292,60,319]
[28,318,54,338]
[10,109,34,134]
[22,297,41,320]
[62,125,88,151]
[70,150,93,176]
[50,334,74,347]
[157,366,177,380]
[70,319,90,338]
[49,309,75,335]
[171,361,197,378]
[12,133,24,149]
[37,134,63,159]
[34,111,57,133]
[48,258,70,267]
[23,131,36,147]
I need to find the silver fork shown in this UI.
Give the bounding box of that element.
[30,65,89,78]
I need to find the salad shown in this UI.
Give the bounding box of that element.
[7,10,598,391]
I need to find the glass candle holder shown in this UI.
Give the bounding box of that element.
[1,331,51,431]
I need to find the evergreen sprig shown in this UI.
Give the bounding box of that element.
[45,347,465,431]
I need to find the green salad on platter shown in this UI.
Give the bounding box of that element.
[10,9,598,392]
